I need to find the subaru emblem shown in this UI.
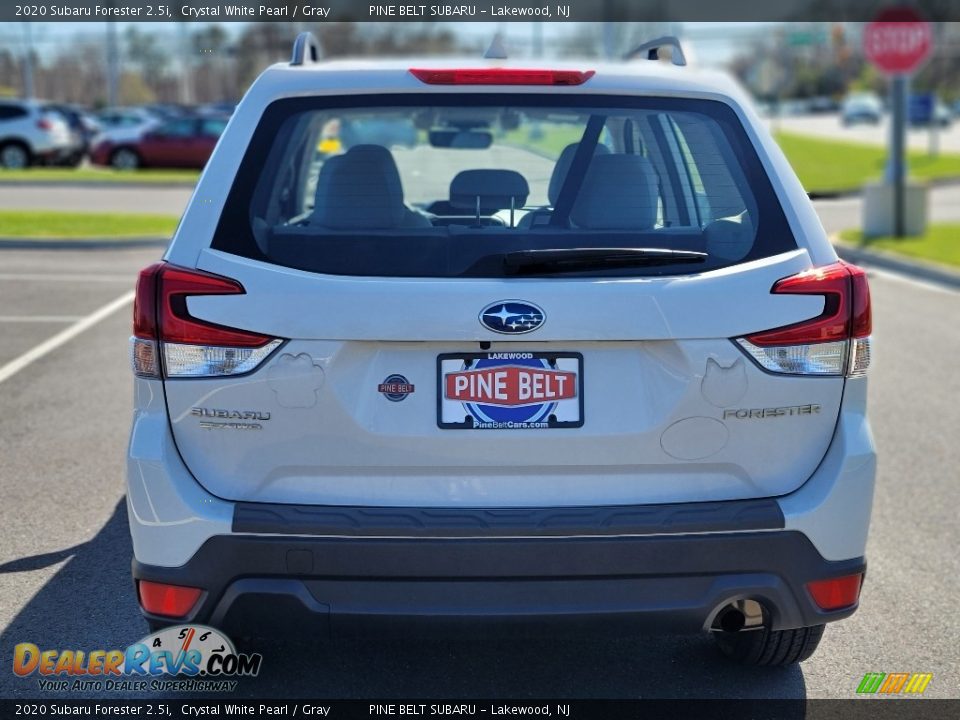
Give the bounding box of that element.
[479,301,545,335]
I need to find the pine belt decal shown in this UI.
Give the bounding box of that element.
[444,365,576,407]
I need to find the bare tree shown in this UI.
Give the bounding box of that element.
[124,26,171,91]
[192,24,239,102]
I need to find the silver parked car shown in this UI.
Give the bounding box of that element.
[841,93,882,126]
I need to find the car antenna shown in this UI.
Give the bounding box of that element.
[484,34,508,60]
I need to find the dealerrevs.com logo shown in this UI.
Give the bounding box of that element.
[13,625,262,693]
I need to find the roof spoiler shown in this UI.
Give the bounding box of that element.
[291,32,322,66]
[623,36,687,67]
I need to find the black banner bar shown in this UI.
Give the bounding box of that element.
[1,700,958,719]
[5,0,960,22]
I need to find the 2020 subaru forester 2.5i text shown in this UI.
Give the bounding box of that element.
[127,34,875,666]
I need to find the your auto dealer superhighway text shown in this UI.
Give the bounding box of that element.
[31,704,331,716]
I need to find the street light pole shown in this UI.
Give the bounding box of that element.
[106,22,120,107]
[22,22,35,99]
[602,23,615,60]
[178,22,193,105]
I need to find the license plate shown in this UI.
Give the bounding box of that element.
[437,352,583,430]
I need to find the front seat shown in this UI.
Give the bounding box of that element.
[518,142,610,228]
[569,154,661,230]
[547,141,611,207]
[311,144,431,229]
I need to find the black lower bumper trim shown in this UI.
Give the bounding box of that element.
[133,530,863,637]
[232,498,785,537]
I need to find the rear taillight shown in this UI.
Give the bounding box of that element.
[131,263,162,378]
[131,262,281,379]
[36,118,53,131]
[735,261,872,377]
[409,68,595,86]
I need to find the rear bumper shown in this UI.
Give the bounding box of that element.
[126,376,875,636]
[33,145,77,163]
[132,530,864,636]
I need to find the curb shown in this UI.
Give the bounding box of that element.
[832,237,960,291]
[808,175,960,200]
[0,237,169,250]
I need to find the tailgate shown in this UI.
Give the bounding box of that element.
[159,248,843,507]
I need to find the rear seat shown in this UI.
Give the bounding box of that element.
[311,144,431,229]
[448,169,529,227]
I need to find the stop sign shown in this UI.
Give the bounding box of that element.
[864,8,933,75]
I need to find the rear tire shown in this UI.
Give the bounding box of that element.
[714,624,825,666]
[0,142,31,169]
[110,147,140,170]
[60,152,84,168]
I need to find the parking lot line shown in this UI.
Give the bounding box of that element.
[0,291,134,387]
[863,266,958,295]
[0,316,85,322]
[0,273,133,284]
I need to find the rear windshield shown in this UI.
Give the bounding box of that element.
[212,94,796,278]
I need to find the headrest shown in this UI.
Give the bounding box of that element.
[570,154,660,230]
[312,145,406,229]
[548,142,611,206]
[449,169,529,213]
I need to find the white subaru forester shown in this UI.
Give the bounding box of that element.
[127,35,875,666]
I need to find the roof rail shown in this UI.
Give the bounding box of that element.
[291,32,322,66]
[623,36,687,67]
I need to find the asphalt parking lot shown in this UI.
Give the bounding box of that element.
[0,240,958,700]
[0,185,191,216]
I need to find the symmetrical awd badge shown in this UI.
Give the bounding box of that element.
[479,301,545,334]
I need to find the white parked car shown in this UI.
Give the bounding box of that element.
[127,35,875,666]
[841,93,883,126]
[90,121,159,146]
[96,106,160,129]
[92,107,160,143]
[0,99,80,168]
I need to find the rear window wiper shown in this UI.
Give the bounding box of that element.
[503,247,708,275]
